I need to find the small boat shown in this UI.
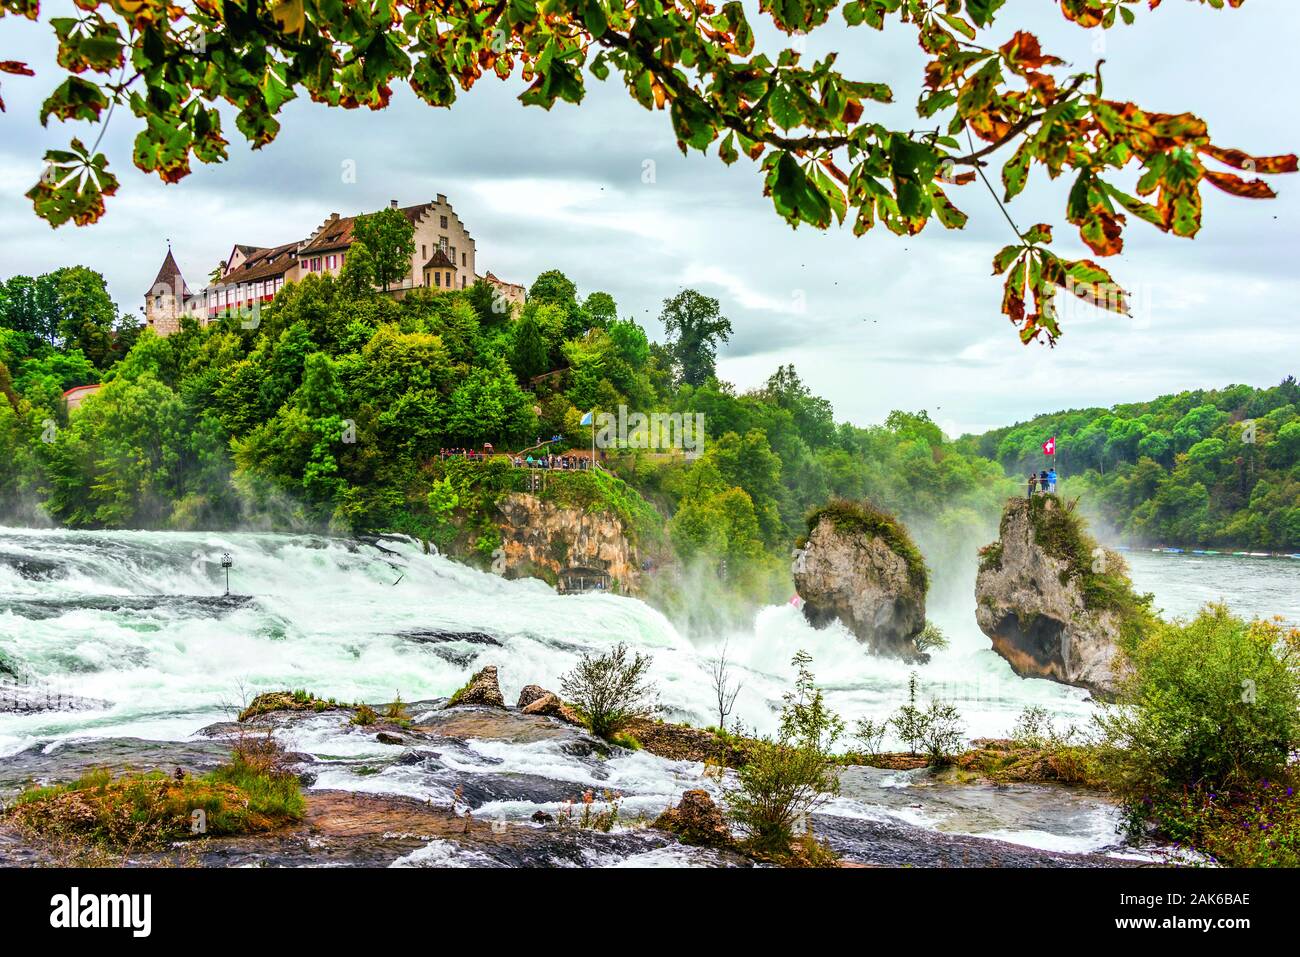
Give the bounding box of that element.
[1163,548,1184,554]
[1249,552,1269,557]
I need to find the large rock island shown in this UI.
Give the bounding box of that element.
[975,495,1154,699]
[793,500,929,660]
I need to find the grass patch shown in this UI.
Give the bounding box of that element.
[238,689,341,722]
[3,738,304,851]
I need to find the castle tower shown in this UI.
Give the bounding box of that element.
[143,246,192,337]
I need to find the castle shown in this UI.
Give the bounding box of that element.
[144,196,526,336]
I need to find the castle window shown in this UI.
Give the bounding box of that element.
[440,215,448,228]
[422,244,426,259]
[446,272,452,287]
[461,253,466,266]
[434,271,441,288]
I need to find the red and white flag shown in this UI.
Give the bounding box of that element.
[1042,436,1056,456]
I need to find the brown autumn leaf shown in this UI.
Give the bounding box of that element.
[1199,144,1299,175]
[1203,169,1277,199]
[999,32,1062,71]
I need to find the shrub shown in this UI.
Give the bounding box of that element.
[891,672,927,755]
[915,620,949,654]
[351,703,379,726]
[1096,604,1300,842]
[853,717,888,759]
[918,699,965,766]
[383,692,412,727]
[889,672,965,766]
[725,651,843,859]
[1010,705,1056,750]
[559,642,660,739]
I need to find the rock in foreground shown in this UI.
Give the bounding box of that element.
[447,666,506,709]
[975,496,1153,699]
[654,790,733,849]
[793,501,929,660]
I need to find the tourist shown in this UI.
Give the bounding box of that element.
[1027,472,1038,499]
[1039,469,1049,493]
[1048,467,1057,493]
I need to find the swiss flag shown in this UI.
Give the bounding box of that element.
[1042,437,1056,456]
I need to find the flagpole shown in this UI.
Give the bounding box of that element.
[590,408,596,471]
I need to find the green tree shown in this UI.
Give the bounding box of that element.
[447,358,536,445]
[351,208,415,292]
[584,290,618,328]
[510,310,549,382]
[660,289,732,387]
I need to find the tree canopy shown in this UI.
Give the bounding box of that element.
[351,207,416,291]
[3,0,1294,344]
[660,288,733,387]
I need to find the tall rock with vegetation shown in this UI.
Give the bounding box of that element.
[975,495,1155,698]
[793,501,929,660]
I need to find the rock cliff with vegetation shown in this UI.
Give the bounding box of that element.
[428,457,661,594]
[793,500,928,660]
[975,495,1155,698]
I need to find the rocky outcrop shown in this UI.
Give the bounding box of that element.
[624,719,750,768]
[447,666,506,709]
[521,692,583,727]
[494,493,640,593]
[793,501,928,660]
[976,496,1148,699]
[654,790,733,849]
[516,685,549,709]
[238,690,342,722]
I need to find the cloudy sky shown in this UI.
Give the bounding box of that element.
[1,1,1296,436]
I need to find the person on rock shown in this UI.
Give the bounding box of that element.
[1027,471,1038,498]
[1039,469,1049,494]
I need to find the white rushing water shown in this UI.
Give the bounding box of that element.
[2,525,1296,861]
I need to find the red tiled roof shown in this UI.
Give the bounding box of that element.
[146,249,191,298]
[298,202,437,256]
[219,241,301,286]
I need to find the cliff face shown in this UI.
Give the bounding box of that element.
[493,493,640,594]
[975,496,1143,699]
[793,502,928,660]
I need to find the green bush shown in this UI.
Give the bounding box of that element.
[889,672,965,766]
[559,642,660,739]
[1097,604,1300,842]
[725,651,843,858]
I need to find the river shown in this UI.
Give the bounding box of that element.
[1,526,1295,865]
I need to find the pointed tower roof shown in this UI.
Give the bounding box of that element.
[146,247,192,298]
